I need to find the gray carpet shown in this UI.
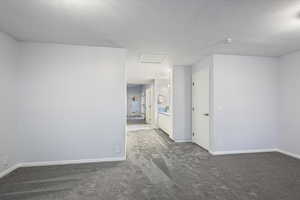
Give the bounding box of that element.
[127,119,146,124]
[0,129,300,200]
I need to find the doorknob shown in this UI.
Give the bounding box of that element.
[203,113,209,116]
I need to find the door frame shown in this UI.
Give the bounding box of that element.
[192,60,214,153]
[145,85,154,124]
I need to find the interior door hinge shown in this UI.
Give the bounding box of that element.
[192,82,195,86]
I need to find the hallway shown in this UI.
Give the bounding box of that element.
[1,129,300,200]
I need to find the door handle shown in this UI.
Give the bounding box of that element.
[203,113,209,116]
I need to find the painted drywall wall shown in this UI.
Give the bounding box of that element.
[157,79,171,108]
[17,42,127,162]
[154,79,171,127]
[0,32,19,174]
[212,55,279,152]
[172,66,192,141]
[127,85,143,115]
[279,51,300,157]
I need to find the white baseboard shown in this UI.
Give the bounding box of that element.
[0,163,22,179]
[1,150,298,179]
[276,149,300,160]
[21,156,126,168]
[174,139,193,143]
[0,156,126,179]
[210,149,277,156]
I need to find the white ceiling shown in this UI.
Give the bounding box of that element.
[1,0,300,81]
[126,57,171,84]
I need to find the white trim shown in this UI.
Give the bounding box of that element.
[0,157,125,179]
[169,134,175,141]
[174,139,193,143]
[0,163,22,179]
[21,157,126,167]
[277,149,300,160]
[210,149,277,155]
[1,150,299,178]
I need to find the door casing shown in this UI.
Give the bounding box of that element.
[145,87,153,124]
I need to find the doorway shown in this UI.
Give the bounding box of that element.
[127,84,145,124]
[126,83,154,131]
[192,64,210,151]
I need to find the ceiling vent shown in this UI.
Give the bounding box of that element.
[140,54,167,64]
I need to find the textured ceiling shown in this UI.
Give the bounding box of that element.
[1,0,300,81]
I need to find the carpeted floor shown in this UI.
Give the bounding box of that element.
[0,129,300,200]
[127,124,153,132]
[127,119,146,124]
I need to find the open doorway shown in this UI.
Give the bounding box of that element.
[127,84,146,125]
[126,83,155,131]
[126,55,173,140]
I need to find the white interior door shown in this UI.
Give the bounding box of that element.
[192,65,210,150]
[145,87,152,124]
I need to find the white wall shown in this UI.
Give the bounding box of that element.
[173,66,192,141]
[154,77,172,128]
[0,33,19,174]
[279,51,300,157]
[212,55,279,152]
[157,79,170,107]
[17,42,127,163]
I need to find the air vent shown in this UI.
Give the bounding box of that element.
[140,54,167,64]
